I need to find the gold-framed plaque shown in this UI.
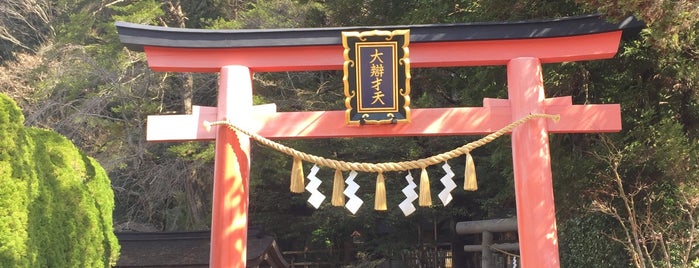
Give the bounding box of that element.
[342,29,410,125]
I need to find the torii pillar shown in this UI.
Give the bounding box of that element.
[211,65,253,267]
[509,57,559,265]
[116,14,642,268]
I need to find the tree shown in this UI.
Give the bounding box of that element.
[3,0,698,266]
[0,93,120,267]
[555,1,699,266]
[0,0,53,61]
[589,134,699,268]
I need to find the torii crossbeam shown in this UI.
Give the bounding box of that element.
[117,14,643,268]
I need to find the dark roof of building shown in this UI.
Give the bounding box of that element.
[115,229,289,268]
[116,14,644,52]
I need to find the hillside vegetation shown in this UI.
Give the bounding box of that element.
[1,0,697,266]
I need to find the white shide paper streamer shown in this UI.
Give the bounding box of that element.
[343,171,363,214]
[399,172,418,216]
[305,165,326,208]
[438,162,456,205]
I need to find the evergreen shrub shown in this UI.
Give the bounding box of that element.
[0,94,119,267]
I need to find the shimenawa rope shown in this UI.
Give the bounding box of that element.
[204,113,559,173]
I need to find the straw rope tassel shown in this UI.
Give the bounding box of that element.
[375,173,387,211]
[290,157,305,193]
[419,168,432,207]
[206,113,559,176]
[464,153,478,191]
[332,169,346,206]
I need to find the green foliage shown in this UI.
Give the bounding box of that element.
[3,0,698,266]
[0,94,119,267]
[559,214,631,268]
[595,118,699,267]
[110,0,165,25]
[225,0,326,29]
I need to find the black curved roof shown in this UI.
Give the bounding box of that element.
[115,228,290,267]
[116,14,643,52]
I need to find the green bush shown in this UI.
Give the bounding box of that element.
[0,94,119,267]
[559,213,630,268]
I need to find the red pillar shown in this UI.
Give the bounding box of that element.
[210,65,252,267]
[507,57,560,267]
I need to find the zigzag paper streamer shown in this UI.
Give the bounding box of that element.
[343,171,363,214]
[305,165,326,209]
[438,162,456,205]
[399,172,418,216]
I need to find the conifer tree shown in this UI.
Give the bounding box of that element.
[0,93,119,267]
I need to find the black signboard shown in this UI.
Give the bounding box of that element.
[343,30,410,125]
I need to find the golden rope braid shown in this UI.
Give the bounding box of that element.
[204,113,559,173]
[206,113,559,209]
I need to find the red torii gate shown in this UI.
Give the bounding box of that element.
[117,14,642,268]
